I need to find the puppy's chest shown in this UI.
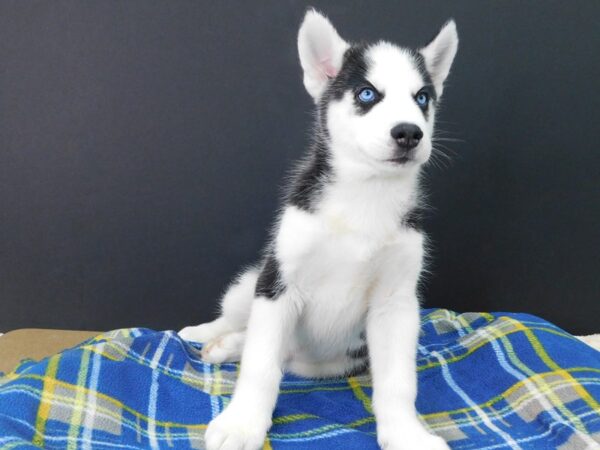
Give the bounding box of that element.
[277,206,404,298]
[277,206,410,355]
[276,204,421,356]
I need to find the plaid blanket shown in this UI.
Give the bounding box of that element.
[1,309,599,449]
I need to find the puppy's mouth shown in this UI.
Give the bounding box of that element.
[387,148,418,165]
[387,156,411,164]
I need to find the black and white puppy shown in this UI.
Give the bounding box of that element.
[180,10,458,450]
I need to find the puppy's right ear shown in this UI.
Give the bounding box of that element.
[298,9,349,101]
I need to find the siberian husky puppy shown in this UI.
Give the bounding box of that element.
[180,9,458,450]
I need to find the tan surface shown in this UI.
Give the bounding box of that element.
[0,329,101,374]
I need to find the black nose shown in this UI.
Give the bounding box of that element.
[390,123,423,150]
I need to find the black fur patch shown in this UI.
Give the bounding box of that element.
[285,140,332,212]
[344,359,370,377]
[327,45,369,100]
[254,253,284,300]
[326,45,382,116]
[401,206,425,231]
[347,344,369,359]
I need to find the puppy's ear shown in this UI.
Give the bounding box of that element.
[298,9,349,101]
[420,20,459,97]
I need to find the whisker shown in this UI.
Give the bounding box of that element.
[433,136,465,143]
[432,129,462,136]
[432,144,458,159]
[427,150,451,170]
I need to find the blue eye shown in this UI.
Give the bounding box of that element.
[416,92,429,107]
[357,88,376,103]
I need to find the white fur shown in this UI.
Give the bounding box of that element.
[420,21,459,97]
[180,10,459,450]
[297,9,349,101]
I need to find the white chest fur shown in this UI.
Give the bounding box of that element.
[275,174,424,360]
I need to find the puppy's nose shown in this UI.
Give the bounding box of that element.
[390,123,423,150]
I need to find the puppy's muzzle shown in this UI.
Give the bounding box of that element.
[389,123,423,163]
[391,123,423,150]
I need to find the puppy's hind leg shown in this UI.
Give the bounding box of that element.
[178,316,231,344]
[178,268,258,343]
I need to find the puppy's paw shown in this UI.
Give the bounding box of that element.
[178,323,221,344]
[378,422,449,450]
[205,404,270,450]
[201,336,241,364]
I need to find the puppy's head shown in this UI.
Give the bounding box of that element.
[298,10,458,174]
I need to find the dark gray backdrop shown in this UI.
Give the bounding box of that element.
[1,1,599,334]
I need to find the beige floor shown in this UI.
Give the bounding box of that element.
[0,329,100,374]
[578,334,600,351]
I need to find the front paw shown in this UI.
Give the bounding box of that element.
[205,403,271,450]
[378,423,449,450]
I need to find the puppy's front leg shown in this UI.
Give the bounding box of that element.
[205,294,300,450]
[367,285,448,450]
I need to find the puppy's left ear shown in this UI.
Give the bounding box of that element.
[298,9,349,101]
[420,20,459,97]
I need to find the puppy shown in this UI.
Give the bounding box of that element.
[180,9,458,450]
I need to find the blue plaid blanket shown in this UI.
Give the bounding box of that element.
[1,309,599,449]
